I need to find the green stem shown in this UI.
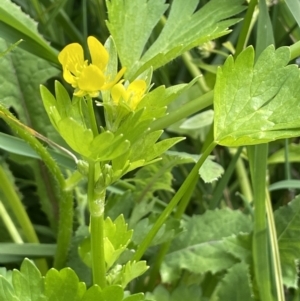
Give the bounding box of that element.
[0,164,47,273]
[147,174,198,290]
[235,156,253,203]
[235,0,258,57]
[289,40,300,61]
[150,90,213,132]
[88,161,106,287]
[284,139,291,181]
[133,141,217,262]
[209,147,243,209]
[181,51,210,93]
[0,200,23,243]
[265,189,285,301]
[0,104,73,270]
[86,96,99,136]
[248,144,274,301]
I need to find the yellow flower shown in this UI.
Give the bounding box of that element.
[111,80,147,110]
[58,36,125,97]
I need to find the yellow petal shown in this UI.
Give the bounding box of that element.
[62,68,76,86]
[102,67,127,90]
[127,80,147,95]
[77,64,105,94]
[111,83,126,104]
[58,43,84,76]
[87,36,109,71]
[128,80,147,109]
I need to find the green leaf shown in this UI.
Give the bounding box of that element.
[123,293,145,301]
[81,285,102,301]
[129,0,245,79]
[285,0,300,29]
[106,0,168,78]
[117,261,149,288]
[223,233,252,264]
[180,110,214,130]
[44,268,86,301]
[101,285,124,301]
[268,143,300,164]
[269,180,300,192]
[107,0,245,79]
[0,132,75,170]
[170,284,202,301]
[275,195,300,288]
[0,276,18,301]
[132,216,181,247]
[0,243,56,260]
[214,45,300,146]
[12,259,45,301]
[167,151,224,183]
[0,37,62,228]
[0,0,58,63]
[0,39,22,57]
[57,118,94,156]
[161,209,252,282]
[104,215,133,269]
[216,262,254,301]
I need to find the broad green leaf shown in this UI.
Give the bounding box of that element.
[214,45,300,146]
[44,268,86,301]
[275,195,300,288]
[0,0,58,63]
[100,285,124,301]
[161,209,252,282]
[81,285,102,301]
[12,259,45,301]
[216,262,254,301]
[0,37,61,229]
[223,233,252,264]
[106,0,168,77]
[109,0,245,79]
[0,38,59,140]
[0,276,18,301]
[170,285,202,301]
[57,118,94,156]
[162,240,237,284]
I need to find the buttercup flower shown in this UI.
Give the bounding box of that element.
[111,80,147,110]
[58,36,125,97]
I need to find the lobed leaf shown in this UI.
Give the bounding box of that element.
[216,262,254,301]
[0,0,58,63]
[274,194,300,288]
[214,45,300,146]
[161,209,252,282]
[108,0,245,79]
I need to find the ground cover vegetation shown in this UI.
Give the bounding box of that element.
[1,0,300,300]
